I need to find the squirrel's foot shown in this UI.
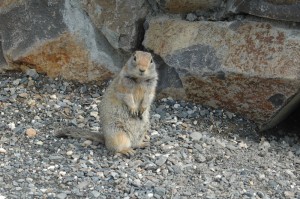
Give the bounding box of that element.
[118,148,135,157]
[144,134,150,142]
[138,141,150,149]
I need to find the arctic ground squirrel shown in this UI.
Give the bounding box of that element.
[55,51,158,156]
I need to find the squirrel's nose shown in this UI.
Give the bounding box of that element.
[139,69,145,73]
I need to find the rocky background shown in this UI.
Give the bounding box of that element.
[1,0,300,130]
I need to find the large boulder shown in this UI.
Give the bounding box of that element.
[227,0,300,23]
[0,0,151,82]
[81,0,150,52]
[0,0,120,82]
[143,17,300,129]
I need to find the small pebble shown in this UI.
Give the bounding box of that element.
[26,69,39,79]
[173,104,180,109]
[47,166,55,171]
[35,141,43,145]
[19,93,28,98]
[284,191,295,198]
[50,94,57,99]
[91,191,100,198]
[155,155,168,166]
[190,132,202,141]
[12,79,21,85]
[154,187,166,196]
[8,123,16,130]
[0,148,7,154]
[25,128,37,138]
[56,193,67,199]
[90,111,98,118]
[186,13,197,21]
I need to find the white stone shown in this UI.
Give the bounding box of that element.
[0,148,7,154]
[50,94,57,99]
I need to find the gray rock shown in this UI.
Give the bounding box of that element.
[186,13,198,21]
[144,162,157,170]
[200,110,210,117]
[228,0,300,23]
[26,69,39,79]
[225,111,234,119]
[131,179,142,187]
[155,155,168,166]
[57,193,68,199]
[144,180,155,188]
[91,191,101,198]
[195,154,206,163]
[268,180,278,189]
[243,190,255,197]
[256,191,264,198]
[190,132,202,141]
[81,0,150,52]
[78,181,89,190]
[110,172,119,179]
[206,190,216,199]
[284,191,295,198]
[171,165,182,174]
[154,187,166,196]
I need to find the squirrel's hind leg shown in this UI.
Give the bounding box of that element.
[105,131,135,157]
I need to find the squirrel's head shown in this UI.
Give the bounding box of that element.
[125,51,157,78]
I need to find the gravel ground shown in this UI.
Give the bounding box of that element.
[0,71,299,199]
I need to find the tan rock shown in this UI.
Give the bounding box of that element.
[26,128,37,138]
[143,17,300,129]
[14,33,113,83]
[18,93,28,98]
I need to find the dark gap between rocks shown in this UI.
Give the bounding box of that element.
[263,105,300,138]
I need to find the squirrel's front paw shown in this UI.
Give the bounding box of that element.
[129,107,139,117]
[138,107,146,119]
[139,106,146,115]
[139,106,146,116]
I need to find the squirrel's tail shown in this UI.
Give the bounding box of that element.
[54,127,104,143]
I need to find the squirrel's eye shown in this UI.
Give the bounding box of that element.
[150,59,153,64]
[133,55,137,62]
